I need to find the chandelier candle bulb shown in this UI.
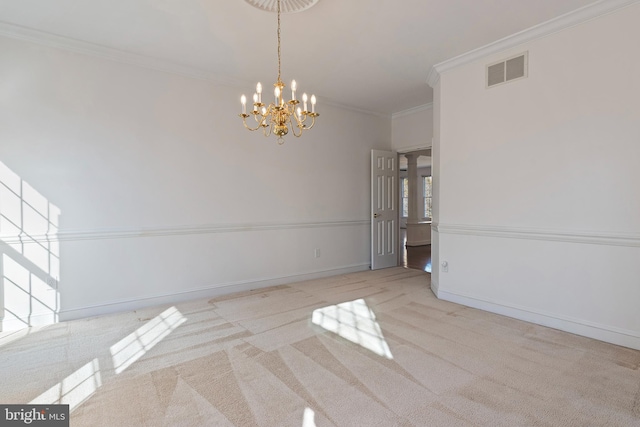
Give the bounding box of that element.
[253,93,258,112]
[241,95,247,114]
[311,94,316,113]
[256,82,262,103]
[302,93,308,111]
[291,80,297,100]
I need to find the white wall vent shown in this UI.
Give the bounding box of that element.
[486,52,528,88]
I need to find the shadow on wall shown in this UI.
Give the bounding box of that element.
[0,161,61,331]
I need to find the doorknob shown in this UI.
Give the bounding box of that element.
[374,213,380,218]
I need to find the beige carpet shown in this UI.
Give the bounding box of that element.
[1,268,639,426]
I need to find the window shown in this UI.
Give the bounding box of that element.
[423,176,432,219]
[401,177,408,217]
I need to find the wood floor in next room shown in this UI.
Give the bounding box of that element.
[401,228,432,273]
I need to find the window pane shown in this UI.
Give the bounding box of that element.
[402,178,408,198]
[423,176,432,197]
[402,198,408,217]
[424,198,432,219]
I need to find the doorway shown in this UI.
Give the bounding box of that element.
[398,150,432,273]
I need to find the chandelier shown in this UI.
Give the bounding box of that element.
[239,0,319,145]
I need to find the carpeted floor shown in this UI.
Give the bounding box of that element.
[1,267,639,426]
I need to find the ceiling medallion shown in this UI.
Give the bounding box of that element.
[239,0,319,144]
[243,0,320,14]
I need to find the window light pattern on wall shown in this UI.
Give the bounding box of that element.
[0,161,61,331]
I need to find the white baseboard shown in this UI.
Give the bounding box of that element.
[59,263,370,322]
[437,288,640,351]
[430,277,439,297]
[1,312,58,332]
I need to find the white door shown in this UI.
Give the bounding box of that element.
[371,150,398,270]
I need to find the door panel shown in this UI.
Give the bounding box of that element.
[371,150,398,270]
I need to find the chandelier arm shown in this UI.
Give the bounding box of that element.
[289,114,303,137]
[297,113,308,129]
[256,111,270,128]
[291,126,303,137]
[304,115,318,130]
[240,114,264,132]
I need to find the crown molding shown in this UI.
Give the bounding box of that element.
[426,67,440,88]
[0,21,390,119]
[392,103,434,120]
[0,21,246,87]
[426,0,640,88]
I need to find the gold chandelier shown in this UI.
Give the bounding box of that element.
[239,0,319,145]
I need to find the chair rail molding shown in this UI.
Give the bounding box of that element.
[0,220,370,245]
[433,223,640,248]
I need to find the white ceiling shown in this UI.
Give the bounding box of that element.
[0,0,599,115]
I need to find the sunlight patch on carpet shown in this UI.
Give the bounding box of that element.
[110,306,186,374]
[30,358,101,412]
[312,299,393,359]
[302,407,316,427]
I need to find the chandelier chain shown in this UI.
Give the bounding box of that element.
[277,0,281,83]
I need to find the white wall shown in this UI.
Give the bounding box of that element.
[392,106,433,152]
[432,4,640,349]
[0,36,391,328]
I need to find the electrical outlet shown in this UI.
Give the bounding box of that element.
[441,261,449,273]
[314,248,321,258]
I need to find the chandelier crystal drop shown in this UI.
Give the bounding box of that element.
[239,0,319,144]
